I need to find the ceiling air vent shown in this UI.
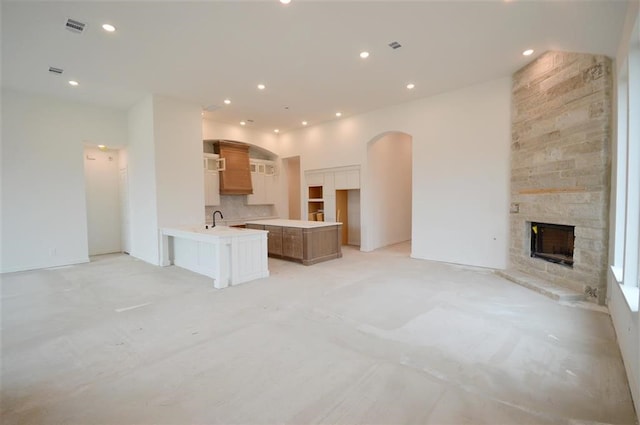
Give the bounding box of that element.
[388,41,402,50]
[65,18,86,34]
[48,66,64,75]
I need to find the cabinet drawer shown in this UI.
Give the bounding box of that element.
[282,227,303,259]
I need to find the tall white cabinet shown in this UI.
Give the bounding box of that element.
[203,153,223,206]
[305,165,360,222]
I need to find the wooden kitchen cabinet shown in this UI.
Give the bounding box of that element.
[246,220,342,265]
[282,227,303,260]
[265,225,283,256]
[246,223,284,257]
[307,186,324,221]
[214,141,253,195]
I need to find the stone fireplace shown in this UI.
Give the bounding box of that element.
[509,51,612,303]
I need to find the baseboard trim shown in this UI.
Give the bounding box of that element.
[0,257,90,274]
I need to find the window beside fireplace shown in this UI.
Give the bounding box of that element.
[530,222,575,267]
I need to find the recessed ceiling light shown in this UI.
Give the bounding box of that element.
[335,112,342,117]
[240,121,246,126]
[359,51,370,59]
[68,80,79,86]
[224,99,231,105]
[274,129,280,133]
[102,24,116,32]
[257,84,266,90]
[522,49,534,56]
[302,121,308,126]
[280,0,291,4]
[98,144,106,150]
[406,83,415,89]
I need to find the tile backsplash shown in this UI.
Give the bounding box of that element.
[205,195,276,225]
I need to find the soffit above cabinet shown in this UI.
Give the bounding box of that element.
[204,140,277,161]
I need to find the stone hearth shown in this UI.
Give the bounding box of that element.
[509,51,612,304]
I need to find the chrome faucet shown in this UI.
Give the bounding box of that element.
[213,210,224,227]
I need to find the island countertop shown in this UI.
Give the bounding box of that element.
[162,225,266,242]
[244,219,342,229]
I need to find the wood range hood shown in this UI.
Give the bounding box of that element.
[213,140,253,195]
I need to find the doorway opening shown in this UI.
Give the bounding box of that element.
[366,131,412,252]
[336,189,361,246]
[283,156,301,220]
[84,146,124,256]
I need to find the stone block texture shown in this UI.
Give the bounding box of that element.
[510,51,612,303]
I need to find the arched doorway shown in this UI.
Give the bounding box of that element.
[364,131,413,252]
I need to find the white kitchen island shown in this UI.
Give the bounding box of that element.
[160,226,269,289]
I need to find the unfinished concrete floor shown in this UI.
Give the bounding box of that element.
[1,243,636,425]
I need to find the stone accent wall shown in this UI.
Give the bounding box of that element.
[510,51,612,303]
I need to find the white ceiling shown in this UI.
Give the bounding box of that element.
[1,0,630,134]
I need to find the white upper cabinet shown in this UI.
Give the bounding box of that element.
[246,159,278,205]
[306,172,324,186]
[203,153,221,206]
[304,165,360,222]
[334,169,360,190]
[323,172,335,193]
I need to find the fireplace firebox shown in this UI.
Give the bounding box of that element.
[530,222,575,267]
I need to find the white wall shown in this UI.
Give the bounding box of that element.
[126,95,204,265]
[84,147,121,255]
[278,77,511,269]
[608,0,640,415]
[367,132,412,250]
[118,150,132,254]
[3,77,506,273]
[1,89,127,272]
[202,120,280,156]
[153,96,204,228]
[127,96,159,265]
